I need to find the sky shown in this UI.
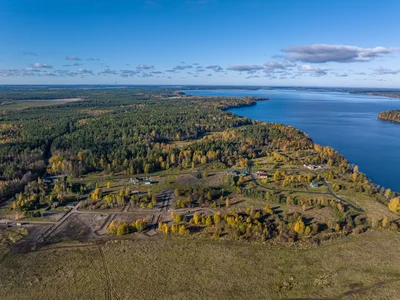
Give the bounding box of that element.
[1,0,400,87]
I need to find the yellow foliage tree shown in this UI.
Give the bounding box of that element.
[162,223,169,234]
[193,212,201,225]
[388,197,400,213]
[263,204,273,215]
[108,220,117,234]
[213,213,221,225]
[304,226,311,235]
[337,203,344,213]
[293,218,305,235]
[178,225,189,236]
[381,217,389,229]
[91,188,102,201]
[173,213,182,224]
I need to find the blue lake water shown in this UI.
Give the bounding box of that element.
[185,89,400,192]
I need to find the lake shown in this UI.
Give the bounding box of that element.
[184,89,400,192]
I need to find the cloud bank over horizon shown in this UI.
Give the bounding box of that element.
[282,44,398,63]
[1,43,399,86]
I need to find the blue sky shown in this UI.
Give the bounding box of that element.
[1,0,400,87]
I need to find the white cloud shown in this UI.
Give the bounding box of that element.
[283,44,397,63]
[77,68,93,74]
[66,55,81,61]
[137,64,154,70]
[372,66,400,75]
[206,65,223,72]
[227,65,264,72]
[298,64,329,76]
[32,63,53,68]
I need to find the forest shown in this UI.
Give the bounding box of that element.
[0,87,281,201]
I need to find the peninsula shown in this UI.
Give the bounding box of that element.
[378,110,400,123]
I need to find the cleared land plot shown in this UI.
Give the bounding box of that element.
[47,213,108,243]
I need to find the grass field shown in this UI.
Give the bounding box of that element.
[0,98,82,110]
[1,231,399,299]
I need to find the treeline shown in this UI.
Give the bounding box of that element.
[159,206,399,243]
[378,110,400,123]
[47,122,313,177]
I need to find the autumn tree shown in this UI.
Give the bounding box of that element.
[263,204,273,215]
[193,212,201,225]
[293,217,305,235]
[388,197,400,213]
[108,220,117,234]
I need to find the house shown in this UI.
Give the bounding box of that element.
[51,201,60,209]
[255,171,268,178]
[304,164,327,171]
[130,177,140,184]
[144,180,152,185]
[304,164,317,170]
[310,182,319,188]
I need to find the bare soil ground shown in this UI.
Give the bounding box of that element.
[47,213,108,243]
[111,213,154,225]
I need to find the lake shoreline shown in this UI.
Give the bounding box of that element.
[183,89,400,192]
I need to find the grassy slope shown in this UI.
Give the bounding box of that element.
[1,231,400,299]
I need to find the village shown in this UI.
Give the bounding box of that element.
[1,155,371,250]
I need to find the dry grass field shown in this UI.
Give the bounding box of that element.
[0,230,399,300]
[0,98,83,111]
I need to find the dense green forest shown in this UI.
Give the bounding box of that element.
[0,87,271,200]
[378,110,400,123]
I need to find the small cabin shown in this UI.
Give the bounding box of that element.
[255,171,268,178]
[130,177,140,184]
[310,182,319,188]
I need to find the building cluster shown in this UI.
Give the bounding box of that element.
[129,177,153,185]
[303,164,327,171]
[255,171,268,179]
